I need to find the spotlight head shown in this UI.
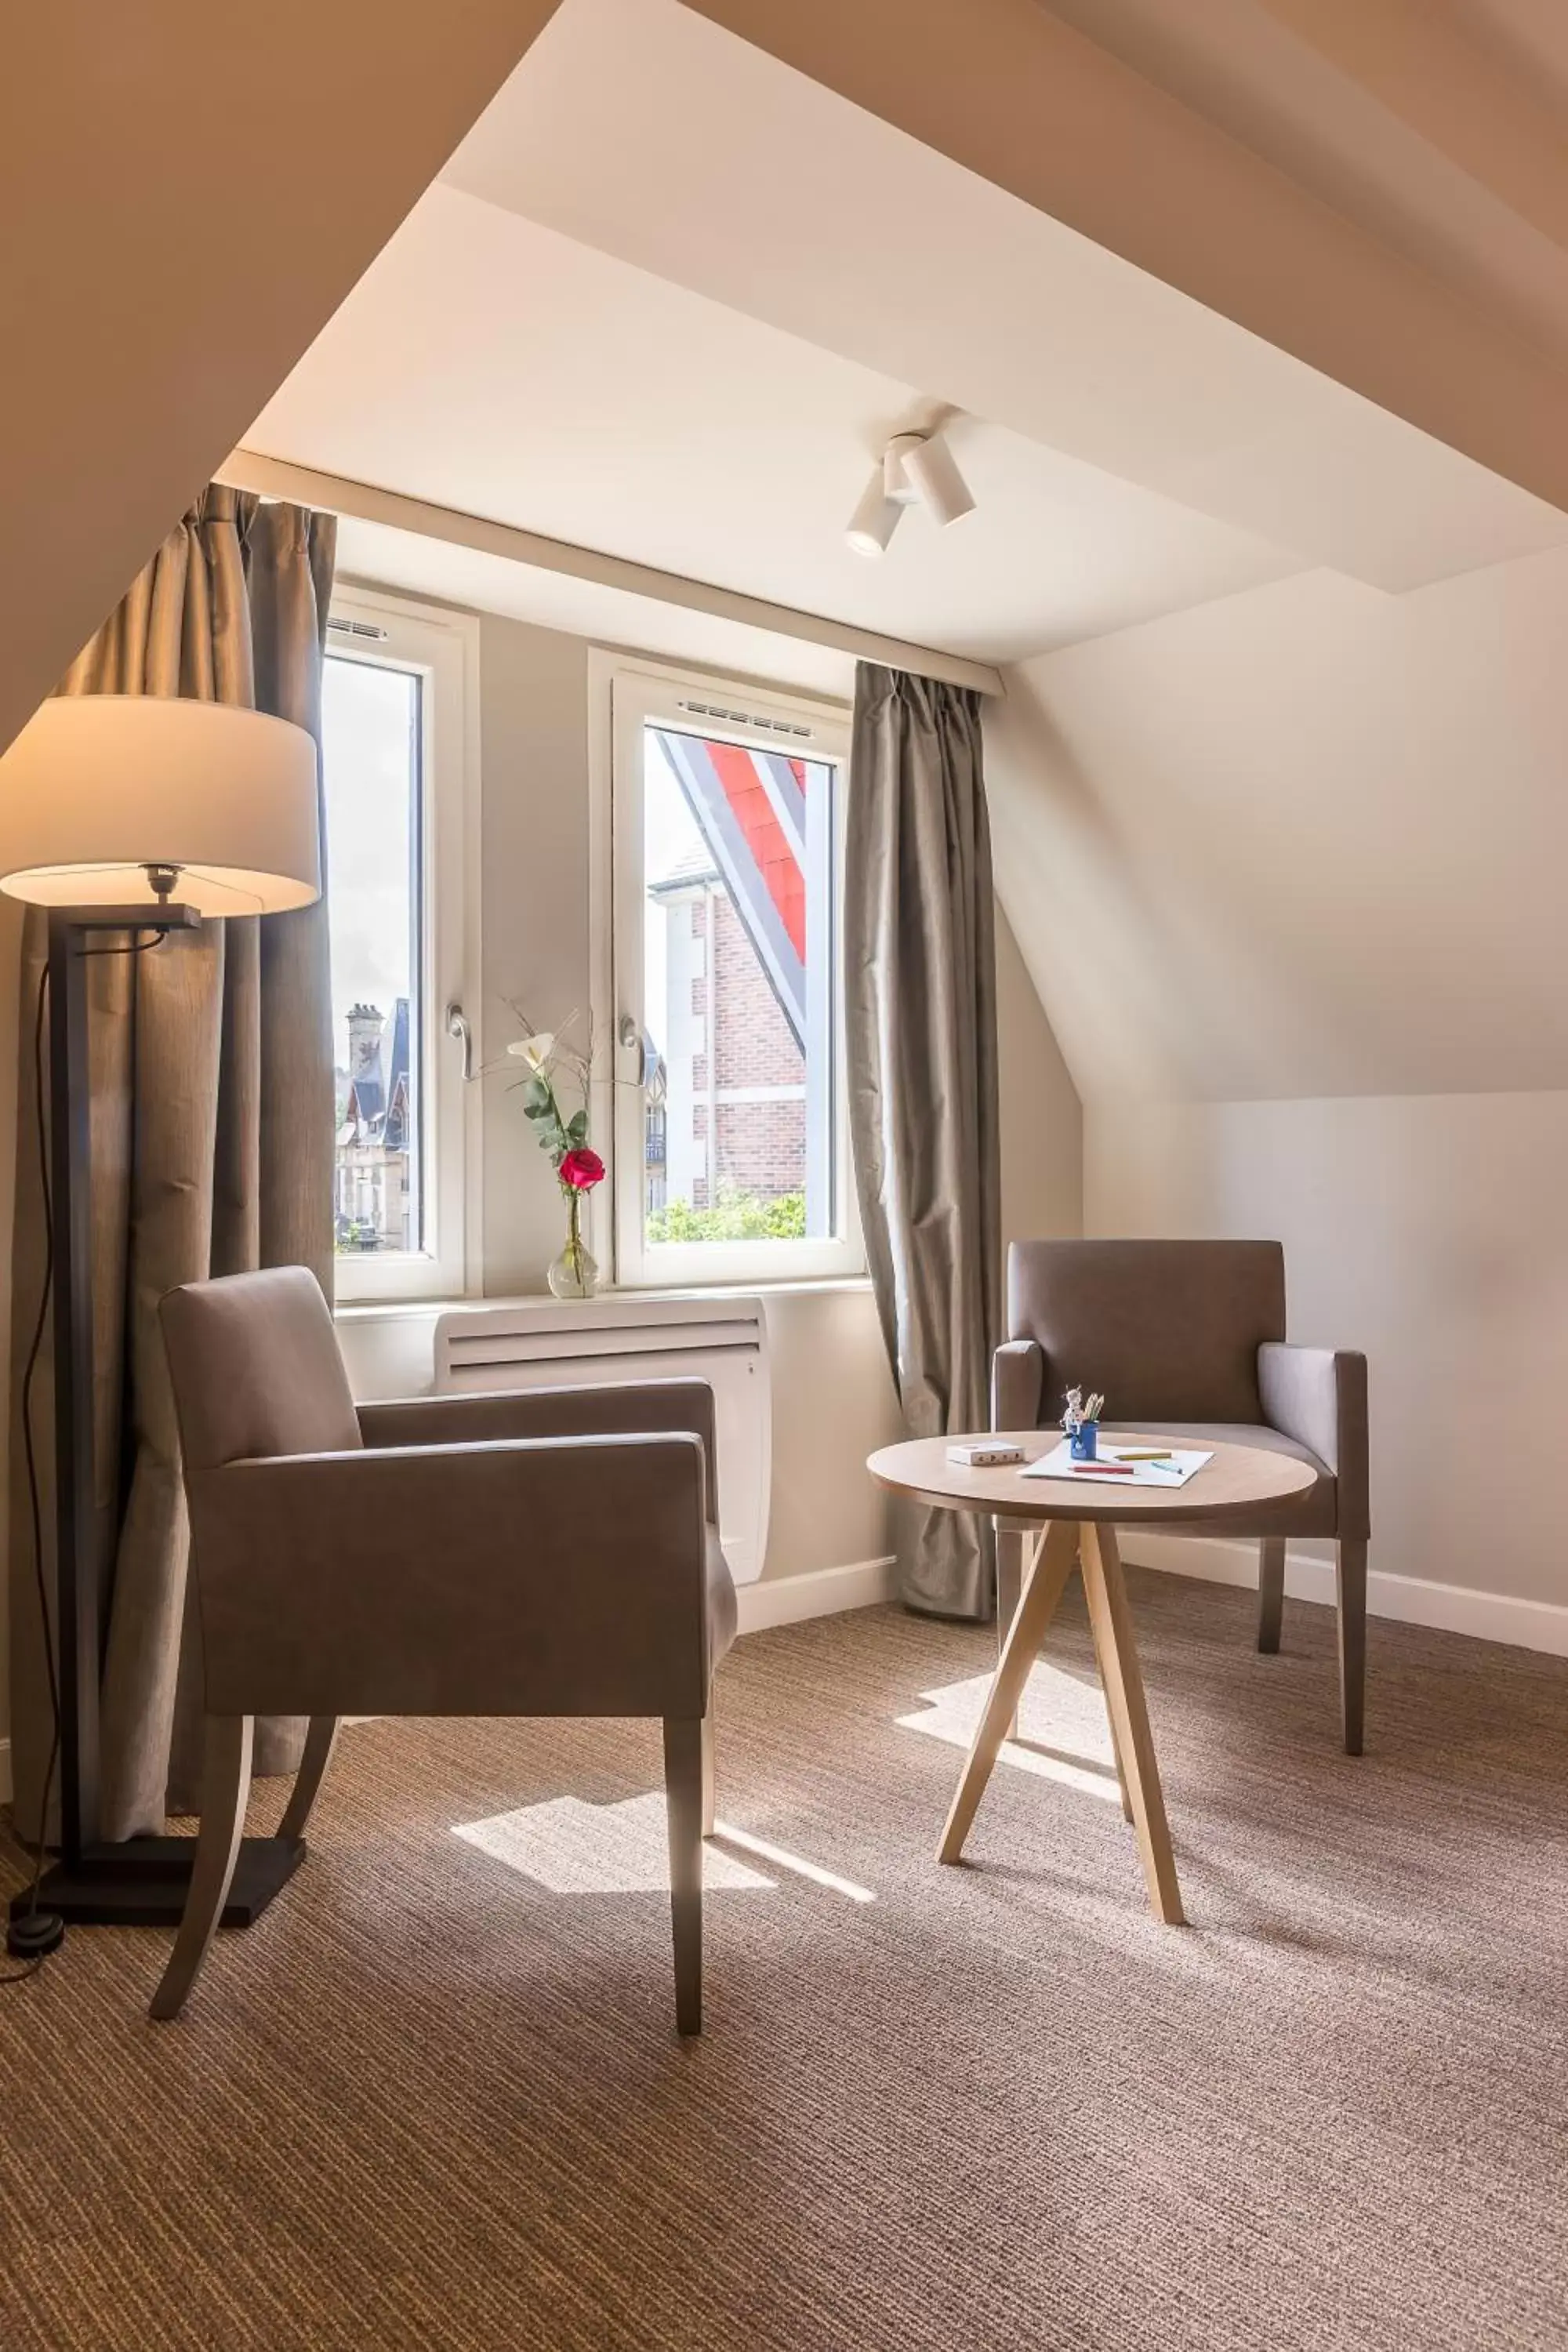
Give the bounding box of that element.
[898,431,975,528]
[846,469,902,558]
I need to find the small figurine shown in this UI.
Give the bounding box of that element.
[1064,1386,1105,1461]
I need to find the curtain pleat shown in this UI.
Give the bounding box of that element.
[6,487,337,1839]
[845,663,1002,1620]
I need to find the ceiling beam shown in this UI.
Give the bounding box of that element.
[1258,0,1568,256]
[216,450,1005,697]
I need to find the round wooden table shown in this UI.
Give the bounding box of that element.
[868,1430,1319,1924]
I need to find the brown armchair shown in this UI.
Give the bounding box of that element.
[993,1241,1370,1751]
[151,1267,736,2033]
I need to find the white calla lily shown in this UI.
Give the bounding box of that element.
[506,1031,555,1070]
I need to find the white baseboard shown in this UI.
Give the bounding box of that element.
[1120,1531,1568,1659]
[736,1555,895,1635]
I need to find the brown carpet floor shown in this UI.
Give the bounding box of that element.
[2,1571,1566,2351]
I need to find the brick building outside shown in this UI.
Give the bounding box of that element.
[648,854,806,1218]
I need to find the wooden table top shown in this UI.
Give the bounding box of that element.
[867,1430,1318,1527]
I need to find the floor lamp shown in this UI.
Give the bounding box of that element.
[0,694,321,1947]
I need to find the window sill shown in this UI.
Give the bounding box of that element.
[334,1275,874,1327]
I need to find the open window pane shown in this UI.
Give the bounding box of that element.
[321,654,423,1258]
[641,724,836,1250]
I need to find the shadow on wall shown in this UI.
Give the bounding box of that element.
[984,672,1218,1102]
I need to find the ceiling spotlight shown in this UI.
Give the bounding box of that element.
[846,471,902,559]
[893,431,976,528]
[844,425,976,557]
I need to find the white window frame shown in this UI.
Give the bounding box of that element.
[596,656,862,1290]
[326,584,481,1304]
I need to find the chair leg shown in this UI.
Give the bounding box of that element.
[1257,1537,1286,1653]
[662,1717,706,2035]
[699,1704,716,1839]
[1337,1539,1368,1756]
[277,1714,339,1843]
[149,1715,254,2023]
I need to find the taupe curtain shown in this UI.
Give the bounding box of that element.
[7,487,337,1841]
[846,663,1001,1620]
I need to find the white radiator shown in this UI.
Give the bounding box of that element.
[432,1294,771,1585]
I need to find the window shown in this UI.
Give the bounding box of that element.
[605,663,860,1286]
[321,587,477,1300]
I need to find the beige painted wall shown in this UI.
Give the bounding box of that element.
[1089,1093,1568,1614]
[474,612,594,1294]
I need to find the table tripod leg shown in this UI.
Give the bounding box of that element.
[938,1520,1077,1864]
[996,1526,1030,1741]
[1080,1523,1185,1925]
[1106,1696,1134,1823]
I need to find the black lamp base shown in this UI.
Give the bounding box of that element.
[5,1907,65,1959]
[9,1834,304,1930]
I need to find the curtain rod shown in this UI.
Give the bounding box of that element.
[216,449,1005,699]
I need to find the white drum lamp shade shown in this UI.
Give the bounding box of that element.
[0,695,321,916]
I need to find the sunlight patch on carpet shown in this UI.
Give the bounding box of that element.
[898,1664,1123,1804]
[712,1823,876,1904]
[453,1792,775,1893]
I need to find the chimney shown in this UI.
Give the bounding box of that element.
[347,1003,385,1088]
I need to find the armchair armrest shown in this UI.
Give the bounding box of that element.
[992,1339,1045,1433]
[186,1432,713,1719]
[1258,1342,1369,1540]
[357,1379,719,1520]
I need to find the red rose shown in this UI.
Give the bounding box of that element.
[559,1146,604,1192]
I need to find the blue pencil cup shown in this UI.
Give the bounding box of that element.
[1069,1420,1098,1461]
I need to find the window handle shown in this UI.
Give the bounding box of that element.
[445,1002,473,1082]
[618,1012,648,1087]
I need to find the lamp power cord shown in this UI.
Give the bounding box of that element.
[4,956,64,1973]
[5,927,169,1978]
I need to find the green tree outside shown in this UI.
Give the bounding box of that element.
[648,1189,807,1243]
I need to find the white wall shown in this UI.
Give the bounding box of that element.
[991,545,1568,1630]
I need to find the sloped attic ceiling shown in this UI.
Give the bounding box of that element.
[440,0,1568,605]
[683,0,1568,517]
[0,1,557,758]
[245,0,1568,678]
[233,0,1568,1120]
[985,547,1568,1105]
[11,0,1568,750]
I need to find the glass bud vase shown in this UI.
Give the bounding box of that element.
[547,1189,599,1301]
